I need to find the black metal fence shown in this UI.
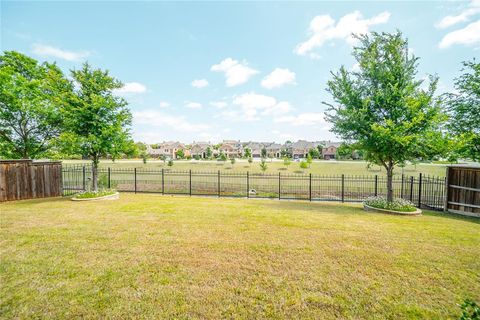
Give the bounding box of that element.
[62,165,446,211]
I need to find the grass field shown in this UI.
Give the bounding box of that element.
[62,159,448,177]
[1,194,479,319]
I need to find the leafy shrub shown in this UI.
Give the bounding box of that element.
[74,189,116,199]
[167,159,174,166]
[363,196,416,212]
[459,299,480,320]
[300,161,308,169]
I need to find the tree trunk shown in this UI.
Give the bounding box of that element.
[386,164,394,203]
[92,159,99,192]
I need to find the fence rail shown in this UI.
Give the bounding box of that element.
[62,165,446,211]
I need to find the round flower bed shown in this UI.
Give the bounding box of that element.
[71,189,119,201]
[363,196,421,216]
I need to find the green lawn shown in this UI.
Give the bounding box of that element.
[1,194,478,319]
[62,159,448,177]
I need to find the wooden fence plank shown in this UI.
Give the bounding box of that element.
[0,160,62,202]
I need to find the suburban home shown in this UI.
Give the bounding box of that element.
[219,140,243,158]
[147,141,187,159]
[266,143,282,158]
[244,142,264,158]
[286,140,319,159]
[190,141,211,159]
[322,142,341,160]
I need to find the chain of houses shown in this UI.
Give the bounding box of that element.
[146,140,342,160]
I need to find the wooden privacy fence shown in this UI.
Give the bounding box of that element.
[0,160,62,202]
[445,165,480,217]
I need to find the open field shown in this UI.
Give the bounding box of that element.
[1,194,479,319]
[62,159,448,177]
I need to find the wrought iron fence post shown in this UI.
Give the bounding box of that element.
[341,174,345,203]
[189,170,192,196]
[134,168,137,194]
[309,173,312,201]
[374,175,378,196]
[400,174,404,198]
[108,167,111,189]
[246,171,249,198]
[418,173,422,207]
[278,172,281,200]
[82,165,86,191]
[161,168,164,195]
[217,170,220,197]
[410,176,414,201]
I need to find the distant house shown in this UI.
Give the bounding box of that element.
[244,142,264,158]
[322,142,342,160]
[190,141,211,159]
[219,140,243,158]
[286,140,318,158]
[266,143,282,158]
[147,141,187,159]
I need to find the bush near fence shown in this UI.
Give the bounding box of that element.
[62,165,446,210]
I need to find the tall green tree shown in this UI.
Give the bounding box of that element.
[0,51,70,159]
[244,147,252,158]
[324,31,446,202]
[62,63,132,191]
[445,60,480,161]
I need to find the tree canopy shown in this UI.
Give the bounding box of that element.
[445,60,480,161]
[325,31,447,201]
[61,63,132,190]
[0,51,70,159]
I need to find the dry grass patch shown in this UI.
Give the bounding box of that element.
[1,194,479,319]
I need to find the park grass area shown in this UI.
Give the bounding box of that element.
[1,194,479,319]
[62,159,448,177]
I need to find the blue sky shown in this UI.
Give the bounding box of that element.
[2,1,479,143]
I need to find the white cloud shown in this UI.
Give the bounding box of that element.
[439,20,480,48]
[211,58,259,87]
[210,101,228,109]
[32,43,91,61]
[133,110,209,132]
[159,101,170,108]
[274,112,327,126]
[231,92,293,121]
[191,79,209,88]
[261,68,296,89]
[185,101,203,109]
[436,0,480,29]
[113,82,147,94]
[294,11,391,56]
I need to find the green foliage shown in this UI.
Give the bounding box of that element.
[300,161,308,169]
[259,158,268,172]
[261,147,267,158]
[283,157,291,167]
[459,299,480,320]
[248,157,253,165]
[167,159,174,166]
[219,152,227,161]
[206,146,213,159]
[306,154,313,166]
[244,148,252,158]
[61,63,132,190]
[230,157,236,165]
[325,31,447,202]
[336,143,353,160]
[73,189,116,199]
[0,51,71,159]
[175,149,185,159]
[363,196,416,212]
[445,60,480,161]
[308,148,320,159]
[193,155,200,160]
